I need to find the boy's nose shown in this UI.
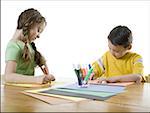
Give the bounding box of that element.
[111,52,116,58]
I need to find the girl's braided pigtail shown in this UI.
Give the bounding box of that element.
[22,24,31,61]
[31,42,46,67]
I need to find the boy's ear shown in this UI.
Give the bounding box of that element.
[127,45,132,50]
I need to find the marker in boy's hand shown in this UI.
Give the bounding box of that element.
[82,68,93,85]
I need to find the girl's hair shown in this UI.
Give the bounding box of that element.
[17,8,46,66]
[31,42,45,67]
[108,25,133,48]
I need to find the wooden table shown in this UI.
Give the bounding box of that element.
[1,83,150,112]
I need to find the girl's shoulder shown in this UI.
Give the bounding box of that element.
[7,39,25,49]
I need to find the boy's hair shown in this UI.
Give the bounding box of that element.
[108,25,132,48]
[17,8,46,67]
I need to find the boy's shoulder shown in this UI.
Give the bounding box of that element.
[102,51,142,60]
[127,52,143,63]
[103,51,110,56]
[104,51,141,56]
[126,52,142,58]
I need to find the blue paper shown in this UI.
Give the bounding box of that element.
[57,83,125,93]
[41,88,117,101]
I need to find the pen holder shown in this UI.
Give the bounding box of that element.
[145,74,150,83]
[73,64,83,86]
[78,83,88,88]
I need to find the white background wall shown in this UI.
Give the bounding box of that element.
[1,0,150,81]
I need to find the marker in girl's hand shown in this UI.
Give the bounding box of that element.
[41,65,55,82]
[41,65,49,75]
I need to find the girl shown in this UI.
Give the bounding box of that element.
[4,8,55,84]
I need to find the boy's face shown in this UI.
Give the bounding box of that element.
[108,40,130,59]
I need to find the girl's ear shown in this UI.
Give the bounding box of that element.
[127,44,132,50]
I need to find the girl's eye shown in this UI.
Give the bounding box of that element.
[38,29,40,33]
[36,35,40,38]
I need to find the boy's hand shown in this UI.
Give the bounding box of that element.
[88,77,107,84]
[97,77,107,84]
[88,79,100,84]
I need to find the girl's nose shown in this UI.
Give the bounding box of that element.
[36,35,40,38]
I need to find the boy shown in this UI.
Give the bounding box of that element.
[90,25,144,84]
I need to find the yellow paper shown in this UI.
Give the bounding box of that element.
[108,82,134,86]
[4,82,51,88]
[89,81,134,86]
[23,82,86,101]
[23,90,86,102]
[4,81,66,88]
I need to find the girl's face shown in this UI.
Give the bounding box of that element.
[29,22,46,41]
[108,40,131,59]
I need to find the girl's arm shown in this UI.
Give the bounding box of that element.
[40,64,55,81]
[4,61,44,84]
[40,64,49,75]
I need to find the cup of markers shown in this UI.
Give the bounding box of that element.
[73,64,94,88]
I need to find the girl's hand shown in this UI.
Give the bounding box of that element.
[42,74,55,84]
[42,75,51,84]
[48,74,55,81]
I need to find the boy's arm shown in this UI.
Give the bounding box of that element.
[106,54,143,83]
[107,55,144,83]
[89,74,142,84]
[92,58,105,79]
[106,74,142,83]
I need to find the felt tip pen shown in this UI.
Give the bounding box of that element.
[83,68,93,84]
[41,65,56,81]
[41,65,49,75]
[88,64,94,80]
[73,64,83,86]
[88,64,91,69]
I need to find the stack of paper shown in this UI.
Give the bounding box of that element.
[40,83,126,101]
[23,82,134,102]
